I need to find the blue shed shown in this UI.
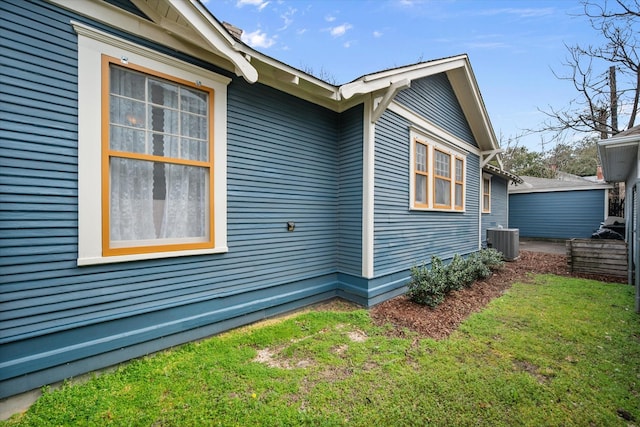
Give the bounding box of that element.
[0,0,520,399]
[508,174,612,239]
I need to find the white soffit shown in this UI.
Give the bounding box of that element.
[598,140,639,182]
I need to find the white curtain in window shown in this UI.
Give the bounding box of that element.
[109,67,209,244]
[159,86,208,240]
[110,158,156,241]
[109,66,156,242]
[160,163,207,238]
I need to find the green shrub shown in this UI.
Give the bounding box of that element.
[466,253,492,280]
[446,254,474,291]
[408,249,505,307]
[407,256,448,307]
[477,248,505,270]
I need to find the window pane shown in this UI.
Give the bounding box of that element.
[161,164,208,239]
[415,174,427,204]
[484,194,490,210]
[435,178,451,205]
[182,137,209,161]
[149,106,179,135]
[110,95,145,128]
[455,158,463,181]
[110,125,146,153]
[416,143,427,172]
[110,157,208,243]
[484,178,490,193]
[148,78,179,108]
[455,183,463,207]
[181,112,207,140]
[110,157,156,242]
[160,134,181,158]
[110,66,145,100]
[435,151,450,177]
[181,87,208,115]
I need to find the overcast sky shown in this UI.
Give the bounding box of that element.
[205,0,607,151]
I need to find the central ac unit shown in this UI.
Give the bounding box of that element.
[486,228,519,261]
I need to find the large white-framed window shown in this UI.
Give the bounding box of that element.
[482,174,492,213]
[75,23,230,265]
[410,131,466,212]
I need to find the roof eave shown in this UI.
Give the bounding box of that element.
[339,55,499,152]
[483,164,523,184]
[598,136,640,183]
[163,0,257,83]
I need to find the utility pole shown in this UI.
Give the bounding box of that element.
[610,65,618,135]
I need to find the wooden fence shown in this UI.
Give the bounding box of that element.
[566,239,628,278]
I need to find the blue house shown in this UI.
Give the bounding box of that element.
[0,0,520,398]
[509,174,612,239]
[598,125,640,312]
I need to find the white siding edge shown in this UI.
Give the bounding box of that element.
[362,95,375,278]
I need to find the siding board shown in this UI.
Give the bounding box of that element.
[1,0,344,397]
[0,0,499,399]
[373,105,480,276]
[337,105,363,275]
[394,74,477,146]
[509,190,605,239]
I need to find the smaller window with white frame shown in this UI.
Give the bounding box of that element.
[482,175,491,213]
[410,131,466,212]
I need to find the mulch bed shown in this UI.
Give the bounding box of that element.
[369,251,628,340]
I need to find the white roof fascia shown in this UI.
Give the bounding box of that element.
[47,0,240,75]
[187,1,341,101]
[340,56,467,100]
[599,134,640,147]
[245,51,339,95]
[446,63,499,153]
[509,184,612,194]
[188,0,340,99]
[141,0,341,102]
[166,0,257,82]
[340,55,501,154]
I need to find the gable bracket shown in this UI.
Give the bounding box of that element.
[481,149,503,168]
[371,79,410,123]
[164,0,258,83]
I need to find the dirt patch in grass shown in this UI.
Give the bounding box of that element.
[370,251,627,340]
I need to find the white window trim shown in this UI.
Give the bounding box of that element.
[75,23,230,266]
[409,129,466,212]
[482,173,492,213]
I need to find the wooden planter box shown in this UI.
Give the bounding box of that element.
[566,239,628,278]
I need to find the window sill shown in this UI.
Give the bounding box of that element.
[77,246,229,266]
[410,207,466,213]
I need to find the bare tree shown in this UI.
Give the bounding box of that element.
[539,0,640,140]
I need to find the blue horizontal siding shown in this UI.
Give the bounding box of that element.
[509,189,606,239]
[394,74,477,147]
[481,175,508,244]
[0,0,494,400]
[338,105,364,275]
[0,0,349,398]
[373,109,480,277]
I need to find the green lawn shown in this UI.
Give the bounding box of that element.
[3,275,639,426]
